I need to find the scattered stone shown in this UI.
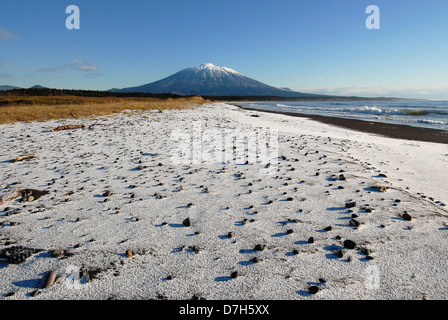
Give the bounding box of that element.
[345,201,356,208]
[227,232,235,238]
[126,249,133,258]
[292,249,299,255]
[254,244,265,251]
[189,246,200,254]
[349,219,360,228]
[231,271,239,279]
[51,249,65,258]
[319,278,327,283]
[250,257,260,263]
[324,226,332,231]
[336,249,344,258]
[42,270,57,288]
[308,286,319,295]
[182,217,192,227]
[343,239,356,249]
[371,185,388,192]
[307,237,314,243]
[102,190,112,197]
[402,212,413,221]
[286,229,294,234]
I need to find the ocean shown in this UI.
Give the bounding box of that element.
[240,100,448,131]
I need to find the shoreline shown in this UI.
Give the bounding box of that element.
[233,104,448,144]
[1,103,448,300]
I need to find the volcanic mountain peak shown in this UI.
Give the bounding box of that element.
[111,63,316,97]
[194,63,240,75]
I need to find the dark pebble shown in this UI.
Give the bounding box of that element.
[231,271,239,279]
[102,190,112,197]
[254,244,265,251]
[308,286,319,295]
[336,249,344,258]
[343,239,356,249]
[345,201,356,208]
[250,257,260,263]
[349,219,360,228]
[324,226,332,231]
[307,237,314,243]
[402,212,412,221]
[182,218,191,227]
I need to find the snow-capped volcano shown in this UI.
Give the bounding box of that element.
[111,63,315,97]
[195,63,241,76]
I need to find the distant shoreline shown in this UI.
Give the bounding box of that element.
[233,104,448,144]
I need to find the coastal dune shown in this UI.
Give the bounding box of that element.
[0,103,447,300]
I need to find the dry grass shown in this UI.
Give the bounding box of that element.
[0,96,206,124]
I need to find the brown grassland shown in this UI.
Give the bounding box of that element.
[0,95,206,124]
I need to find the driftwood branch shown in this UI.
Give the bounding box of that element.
[50,124,85,132]
[10,154,34,163]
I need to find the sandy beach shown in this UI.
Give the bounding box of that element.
[1,102,447,300]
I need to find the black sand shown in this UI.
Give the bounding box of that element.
[235,105,448,144]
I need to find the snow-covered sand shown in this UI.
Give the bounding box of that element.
[1,103,447,300]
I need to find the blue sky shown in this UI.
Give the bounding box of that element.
[1,0,447,99]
